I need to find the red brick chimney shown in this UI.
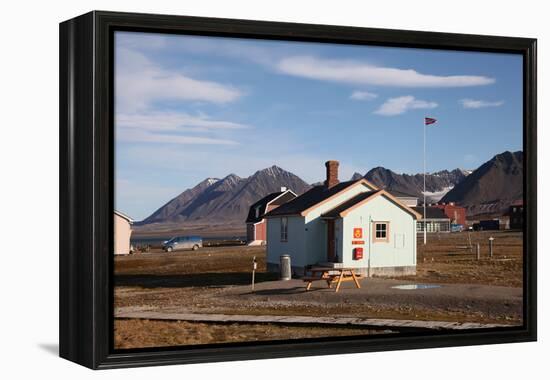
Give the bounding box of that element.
[324,160,340,189]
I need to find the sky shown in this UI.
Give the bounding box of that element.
[115,31,523,220]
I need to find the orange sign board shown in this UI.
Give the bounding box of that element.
[352,240,365,245]
[353,228,362,239]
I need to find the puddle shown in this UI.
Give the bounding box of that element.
[391,284,441,290]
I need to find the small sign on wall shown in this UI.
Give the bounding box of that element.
[353,228,362,239]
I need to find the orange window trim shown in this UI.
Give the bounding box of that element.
[372,221,390,243]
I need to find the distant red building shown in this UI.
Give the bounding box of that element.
[434,203,466,226]
[246,188,297,245]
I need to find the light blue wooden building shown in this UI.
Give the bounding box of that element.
[264,161,421,277]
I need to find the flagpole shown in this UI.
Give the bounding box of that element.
[423,118,427,245]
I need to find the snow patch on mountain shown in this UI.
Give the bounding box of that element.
[422,186,454,202]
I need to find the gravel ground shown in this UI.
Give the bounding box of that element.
[113,230,523,347]
[114,319,392,349]
[115,277,522,325]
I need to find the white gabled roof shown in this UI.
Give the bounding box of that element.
[114,210,134,223]
[321,189,423,220]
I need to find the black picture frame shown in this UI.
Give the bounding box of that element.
[59,10,537,369]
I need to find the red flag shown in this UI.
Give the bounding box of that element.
[425,117,437,125]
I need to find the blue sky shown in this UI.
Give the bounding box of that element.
[115,31,523,220]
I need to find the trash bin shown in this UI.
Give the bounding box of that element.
[280,254,291,281]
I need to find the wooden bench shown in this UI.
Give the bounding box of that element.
[302,275,333,290]
[302,267,363,292]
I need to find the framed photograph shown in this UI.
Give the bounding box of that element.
[59,11,536,369]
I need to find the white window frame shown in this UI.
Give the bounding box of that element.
[280,217,288,242]
[373,221,389,242]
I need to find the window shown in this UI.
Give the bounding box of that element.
[373,222,389,242]
[255,206,261,219]
[280,217,288,242]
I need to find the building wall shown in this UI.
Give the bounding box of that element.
[396,197,418,207]
[266,204,277,213]
[266,216,307,267]
[335,218,344,263]
[341,196,416,270]
[246,223,255,241]
[114,214,132,255]
[304,182,376,265]
[416,219,451,232]
[435,204,466,225]
[255,220,266,241]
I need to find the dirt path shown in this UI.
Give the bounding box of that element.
[115,277,522,325]
[115,310,510,330]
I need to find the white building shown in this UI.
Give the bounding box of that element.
[264,161,421,277]
[245,188,297,246]
[114,210,133,255]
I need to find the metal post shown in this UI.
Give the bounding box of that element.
[476,243,480,260]
[489,237,494,258]
[423,120,427,245]
[251,256,257,290]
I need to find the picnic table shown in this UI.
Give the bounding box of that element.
[302,266,363,292]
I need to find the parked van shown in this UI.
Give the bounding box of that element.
[162,236,203,252]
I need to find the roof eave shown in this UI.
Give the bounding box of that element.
[114,210,134,223]
[301,179,378,216]
[265,189,296,208]
[336,189,423,219]
[320,215,341,219]
[264,213,302,219]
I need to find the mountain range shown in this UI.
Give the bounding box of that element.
[139,165,311,226]
[441,151,523,216]
[352,167,470,201]
[135,150,522,229]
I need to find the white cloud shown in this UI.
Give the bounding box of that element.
[117,129,238,145]
[117,112,249,133]
[374,96,438,116]
[116,48,243,112]
[277,56,495,88]
[116,110,248,145]
[460,98,504,109]
[350,90,378,101]
[114,48,248,146]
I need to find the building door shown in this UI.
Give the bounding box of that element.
[327,219,336,262]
